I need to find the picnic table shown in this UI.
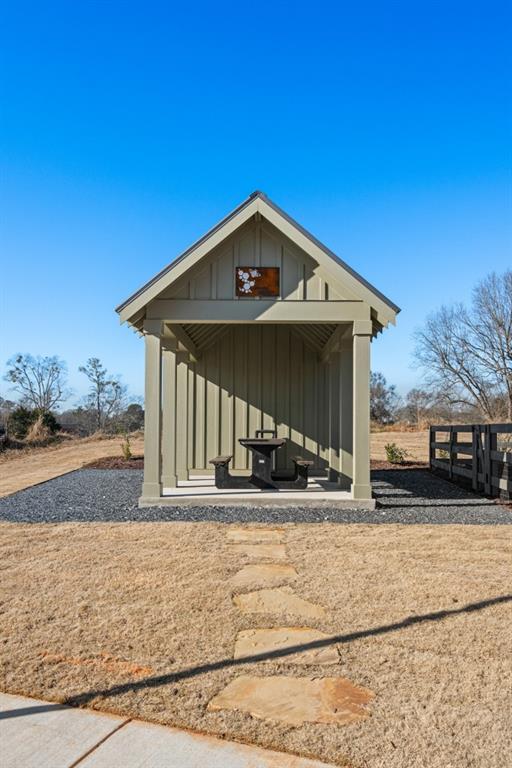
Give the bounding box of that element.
[210,430,313,490]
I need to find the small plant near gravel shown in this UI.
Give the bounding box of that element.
[120,434,132,460]
[384,442,409,464]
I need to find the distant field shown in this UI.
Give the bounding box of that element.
[370,430,429,462]
[0,430,428,498]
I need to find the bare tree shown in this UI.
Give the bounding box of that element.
[370,372,399,424]
[79,358,127,431]
[4,354,69,411]
[401,388,434,426]
[414,270,512,420]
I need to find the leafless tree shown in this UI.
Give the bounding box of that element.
[414,270,512,421]
[4,354,69,411]
[401,388,435,426]
[370,372,400,424]
[79,357,127,431]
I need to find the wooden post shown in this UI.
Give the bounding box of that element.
[488,428,498,498]
[484,424,492,496]
[176,351,189,482]
[429,425,435,469]
[141,326,163,500]
[471,425,478,492]
[351,322,372,500]
[448,426,454,480]
[161,346,178,488]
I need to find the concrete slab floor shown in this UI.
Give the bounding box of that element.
[0,692,336,768]
[139,477,376,509]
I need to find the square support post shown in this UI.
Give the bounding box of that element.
[338,340,353,488]
[161,345,178,488]
[141,325,163,500]
[176,352,190,482]
[351,321,372,500]
[328,356,340,482]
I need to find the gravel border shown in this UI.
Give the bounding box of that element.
[0,468,510,524]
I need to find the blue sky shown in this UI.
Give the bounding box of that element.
[1,1,510,407]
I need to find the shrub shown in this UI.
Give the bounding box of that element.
[121,434,132,460]
[25,415,53,443]
[7,407,60,440]
[384,442,409,464]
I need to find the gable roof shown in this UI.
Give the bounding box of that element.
[116,191,400,327]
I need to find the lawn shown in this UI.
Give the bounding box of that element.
[0,433,144,497]
[1,520,510,767]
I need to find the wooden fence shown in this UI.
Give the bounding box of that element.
[429,424,512,500]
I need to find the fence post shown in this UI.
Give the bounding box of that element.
[483,425,492,496]
[471,425,478,492]
[429,426,434,469]
[489,428,498,498]
[448,426,454,480]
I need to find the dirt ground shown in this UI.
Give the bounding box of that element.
[0,430,428,497]
[1,521,510,767]
[0,434,144,497]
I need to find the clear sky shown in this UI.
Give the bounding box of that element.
[1,1,511,407]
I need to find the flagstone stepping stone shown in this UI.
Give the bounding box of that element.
[229,544,287,561]
[234,627,339,665]
[230,563,298,588]
[226,527,285,544]
[207,674,374,726]
[233,587,326,619]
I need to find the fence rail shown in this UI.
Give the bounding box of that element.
[429,423,512,500]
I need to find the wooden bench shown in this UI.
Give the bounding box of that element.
[291,456,314,488]
[209,455,234,488]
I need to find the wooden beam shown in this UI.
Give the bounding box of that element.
[320,324,350,363]
[147,299,371,324]
[166,324,201,362]
[290,326,320,359]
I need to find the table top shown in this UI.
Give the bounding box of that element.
[238,437,286,448]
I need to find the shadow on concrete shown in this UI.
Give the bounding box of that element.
[0,703,70,720]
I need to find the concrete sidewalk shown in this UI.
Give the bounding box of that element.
[0,692,336,768]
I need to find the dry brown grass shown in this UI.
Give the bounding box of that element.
[0,521,510,767]
[370,429,429,462]
[0,433,144,497]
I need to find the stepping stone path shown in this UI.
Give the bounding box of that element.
[233,587,326,620]
[229,543,288,560]
[212,525,374,730]
[234,627,339,665]
[226,527,285,543]
[230,563,298,588]
[208,674,374,726]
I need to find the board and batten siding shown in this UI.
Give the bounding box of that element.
[175,325,353,478]
[160,218,359,303]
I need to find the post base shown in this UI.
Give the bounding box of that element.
[351,483,372,500]
[142,481,163,498]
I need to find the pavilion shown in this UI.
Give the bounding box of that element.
[116,191,399,506]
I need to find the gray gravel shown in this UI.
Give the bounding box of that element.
[0,468,509,524]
